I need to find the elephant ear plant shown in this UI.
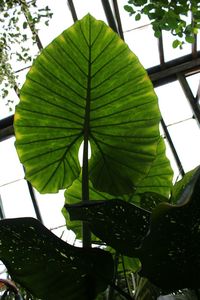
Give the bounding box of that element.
[0,13,199,299]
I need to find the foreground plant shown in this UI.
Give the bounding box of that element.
[0,14,198,300]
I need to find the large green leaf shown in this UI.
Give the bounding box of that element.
[0,217,114,300]
[132,138,173,198]
[65,199,151,257]
[138,167,200,291]
[63,139,172,238]
[124,138,173,209]
[14,14,161,194]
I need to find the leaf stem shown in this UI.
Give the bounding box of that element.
[82,16,92,248]
[109,282,134,300]
[82,137,91,248]
[108,252,119,300]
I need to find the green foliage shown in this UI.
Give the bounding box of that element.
[0,217,114,300]
[0,13,197,300]
[14,14,164,196]
[0,0,52,110]
[66,166,200,294]
[138,167,200,291]
[66,199,151,257]
[124,0,200,48]
[63,138,172,240]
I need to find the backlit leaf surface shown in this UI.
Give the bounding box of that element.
[14,14,161,194]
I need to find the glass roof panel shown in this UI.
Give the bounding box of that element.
[155,81,194,126]
[162,31,191,62]
[73,0,107,23]
[0,180,36,218]
[16,68,30,89]
[34,189,66,230]
[168,119,200,172]
[34,0,74,47]
[124,25,160,68]
[0,89,18,120]
[117,0,150,31]
[0,137,24,186]
[186,72,200,97]
[164,138,182,183]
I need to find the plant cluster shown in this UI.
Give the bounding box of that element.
[0,0,52,111]
[124,0,200,48]
[0,14,200,300]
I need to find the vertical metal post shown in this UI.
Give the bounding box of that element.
[101,0,119,33]
[161,118,185,177]
[112,0,124,40]
[178,73,200,127]
[26,179,43,223]
[0,195,6,219]
[67,0,78,22]
[158,32,165,67]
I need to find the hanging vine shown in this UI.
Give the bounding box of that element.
[0,0,52,111]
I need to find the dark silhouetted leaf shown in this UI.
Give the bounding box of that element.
[138,167,200,291]
[63,177,113,239]
[66,199,151,257]
[0,217,114,300]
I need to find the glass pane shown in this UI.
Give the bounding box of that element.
[168,119,200,172]
[34,0,74,47]
[34,189,66,230]
[124,25,159,68]
[0,89,19,120]
[162,30,191,62]
[73,0,107,23]
[155,81,193,126]
[0,179,36,218]
[164,139,183,183]
[118,0,150,31]
[0,137,24,186]
[160,125,182,183]
[186,72,200,98]
[16,68,30,89]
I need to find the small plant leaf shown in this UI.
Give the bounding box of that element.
[124,5,135,14]
[185,35,195,44]
[135,13,141,21]
[172,39,181,48]
[0,217,114,300]
[65,199,151,257]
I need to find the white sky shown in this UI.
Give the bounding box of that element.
[0,0,200,239]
